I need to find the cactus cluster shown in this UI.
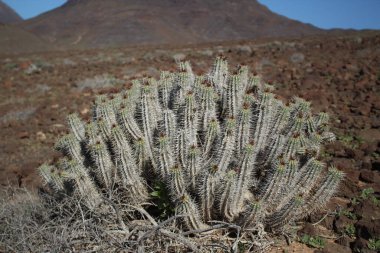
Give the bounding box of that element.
[39,57,342,234]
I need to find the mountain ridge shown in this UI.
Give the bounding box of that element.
[0,0,22,24]
[20,0,324,49]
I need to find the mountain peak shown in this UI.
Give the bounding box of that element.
[0,0,22,24]
[21,0,322,49]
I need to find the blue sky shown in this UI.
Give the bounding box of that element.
[3,0,380,30]
[258,0,380,29]
[3,0,66,18]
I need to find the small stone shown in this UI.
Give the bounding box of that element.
[320,241,351,253]
[351,238,371,253]
[236,45,252,54]
[52,124,65,128]
[199,49,213,57]
[298,223,320,237]
[353,199,380,221]
[290,52,305,64]
[36,131,47,141]
[18,131,29,139]
[361,156,372,170]
[80,108,89,115]
[359,170,377,183]
[335,236,354,248]
[334,216,352,234]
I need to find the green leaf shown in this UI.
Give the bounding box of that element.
[150,191,160,197]
[300,235,325,249]
[361,188,374,199]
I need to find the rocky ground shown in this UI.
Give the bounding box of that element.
[0,31,379,252]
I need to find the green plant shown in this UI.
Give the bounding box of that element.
[351,197,359,206]
[344,224,356,238]
[337,133,364,149]
[36,57,342,251]
[150,180,175,218]
[360,188,380,206]
[371,151,380,160]
[319,149,334,159]
[336,209,357,220]
[361,188,375,199]
[368,238,380,251]
[300,234,325,249]
[3,62,18,70]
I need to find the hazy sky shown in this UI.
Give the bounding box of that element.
[3,0,380,30]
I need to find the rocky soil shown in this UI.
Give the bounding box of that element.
[0,31,379,252]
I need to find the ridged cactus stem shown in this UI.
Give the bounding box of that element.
[235,103,252,155]
[161,110,177,146]
[111,126,147,201]
[186,144,202,190]
[118,105,144,141]
[140,91,158,169]
[219,170,237,220]
[264,197,301,231]
[215,117,236,174]
[299,167,343,216]
[157,134,175,178]
[227,142,256,217]
[203,117,220,156]
[39,164,65,191]
[67,113,86,141]
[242,201,262,228]
[177,194,208,230]
[89,141,114,189]
[210,56,228,92]
[200,169,218,222]
[253,92,275,153]
[158,72,173,109]
[67,160,102,210]
[169,164,186,197]
[55,134,83,164]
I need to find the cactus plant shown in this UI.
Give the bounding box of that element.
[39,57,342,248]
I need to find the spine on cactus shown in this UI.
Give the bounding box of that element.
[38,56,342,234]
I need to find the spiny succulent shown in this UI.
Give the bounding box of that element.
[39,57,342,236]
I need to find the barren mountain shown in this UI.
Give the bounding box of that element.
[0,24,54,55]
[0,0,22,24]
[21,0,323,49]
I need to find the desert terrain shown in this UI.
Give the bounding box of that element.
[0,0,379,252]
[1,31,379,252]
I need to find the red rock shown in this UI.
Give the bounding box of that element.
[359,129,380,144]
[319,241,351,253]
[18,131,29,139]
[351,238,375,253]
[359,170,379,183]
[355,220,380,240]
[354,199,380,221]
[334,216,352,234]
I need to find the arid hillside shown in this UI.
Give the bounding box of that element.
[20,0,322,49]
[0,24,54,54]
[0,0,22,24]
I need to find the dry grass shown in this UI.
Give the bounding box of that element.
[0,186,273,252]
